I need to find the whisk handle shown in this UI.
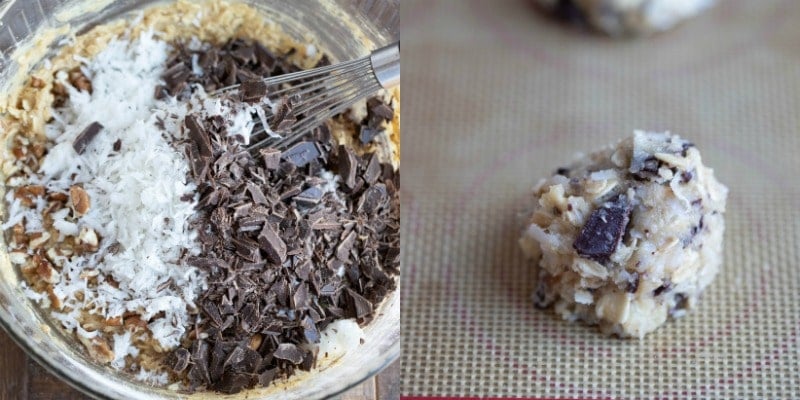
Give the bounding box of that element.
[370,41,400,89]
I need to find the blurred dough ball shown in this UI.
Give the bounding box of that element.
[536,0,716,36]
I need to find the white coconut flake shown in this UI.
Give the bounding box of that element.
[7,31,208,366]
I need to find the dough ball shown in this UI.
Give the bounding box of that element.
[536,0,715,36]
[519,131,728,338]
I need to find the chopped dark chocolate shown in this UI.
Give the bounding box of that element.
[185,115,212,157]
[282,141,320,167]
[162,38,399,394]
[573,195,632,264]
[359,125,380,144]
[294,186,323,207]
[257,223,287,264]
[241,79,267,103]
[339,146,358,189]
[259,147,281,170]
[73,122,103,154]
[273,343,304,364]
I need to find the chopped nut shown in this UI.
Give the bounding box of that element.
[12,223,25,244]
[68,68,92,93]
[15,185,45,207]
[11,146,25,159]
[70,185,90,216]
[34,255,58,284]
[248,333,263,350]
[29,231,51,249]
[46,286,63,310]
[48,192,69,202]
[81,336,114,364]
[105,316,123,327]
[124,315,148,331]
[78,227,98,248]
[30,143,45,158]
[30,76,45,89]
[79,269,99,279]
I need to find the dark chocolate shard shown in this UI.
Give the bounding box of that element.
[573,195,632,264]
[258,368,277,387]
[231,45,256,64]
[336,231,356,262]
[357,184,387,214]
[241,79,267,103]
[167,347,191,373]
[273,343,304,364]
[654,281,672,296]
[185,115,212,157]
[346,288,373,319]
[294,186,323,207]
[367,98,394,120]
[339,146,358,189]
[112,139,122,152]
[259,147,281,170]
[282,142,320,167]
[359,125,380,144]
[258,223,287,264]
[73,122,103,154]
[363,153,381,185]
[301,315,320,343]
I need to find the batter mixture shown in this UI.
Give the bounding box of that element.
[519,131,727,338]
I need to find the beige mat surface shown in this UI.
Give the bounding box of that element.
[400,0,800,398]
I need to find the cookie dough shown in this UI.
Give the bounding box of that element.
[536,0,715,36]
[519,131,727,338]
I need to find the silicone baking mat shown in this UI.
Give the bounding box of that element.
[400,0,800,398]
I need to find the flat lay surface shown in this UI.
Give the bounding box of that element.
[402,0,800,398]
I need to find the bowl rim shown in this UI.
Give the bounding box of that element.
[0,315,399,399]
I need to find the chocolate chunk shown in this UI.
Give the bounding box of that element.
[282,142,320,167]
[231,45,256,64]
[346,288,373,319]
[336,231,356,262]
[185,115,212,157]
[167,348,191,373]
[368,98,394,120]
[112,139,122,152]
[363,153,381,185]
[300,315,319,343]
[357,184,387,214]
[241,79,267,103]
[573,195,632,264]
[73,122,103,154]
[258,369,277,386]
[258,223,286,264]
[294,186,323,207]
[654,282,671,296]
[292,283,310,309]
[259,147,281,170]
[555,167,570,176]
[254,43,276,70]
[680,171,693,183]
[339,146,358,189]
[632,156,661,180]
[273,343,304,364]
[359,125,381,144]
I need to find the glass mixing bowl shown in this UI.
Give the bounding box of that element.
[0,1,399,399]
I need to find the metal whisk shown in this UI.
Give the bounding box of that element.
[214,41,399,151]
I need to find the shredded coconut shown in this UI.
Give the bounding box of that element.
[11,31,207,356]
